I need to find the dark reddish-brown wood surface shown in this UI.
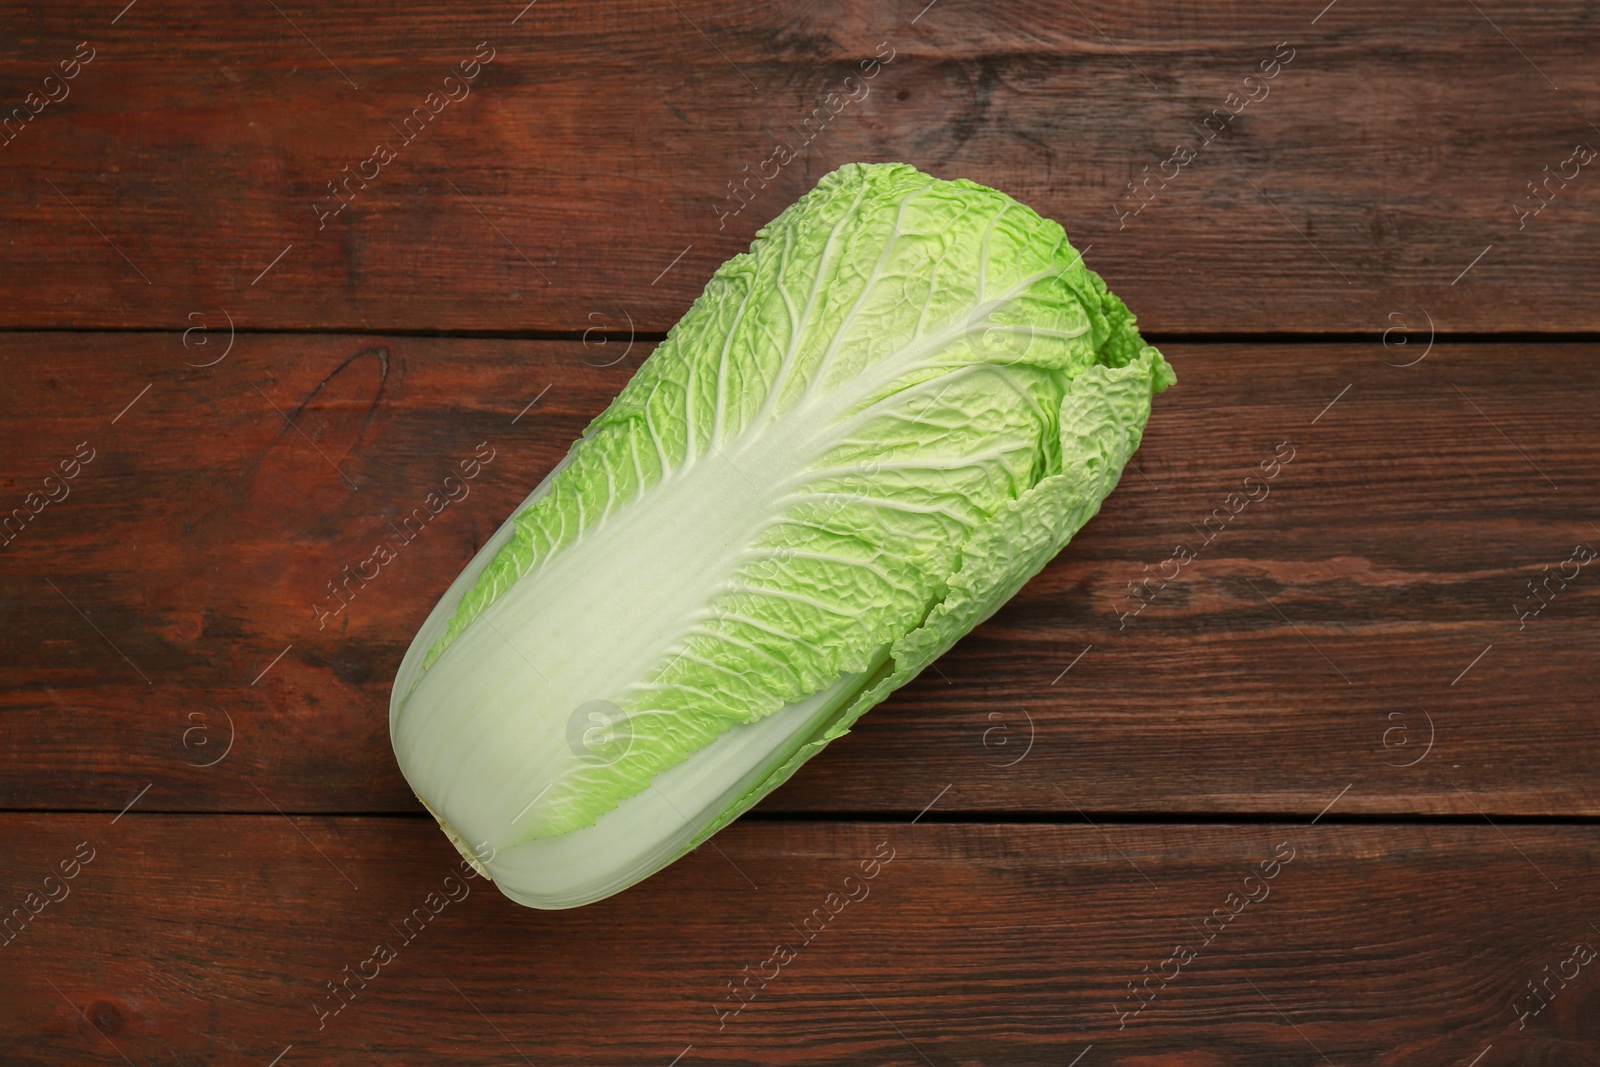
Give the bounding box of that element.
[5,816,1600,1065]
[3,0,1597,1063]
[1,337,1596,819]
[0,0,1598,332]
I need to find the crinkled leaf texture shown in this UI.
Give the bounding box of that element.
[389,161,1174,909]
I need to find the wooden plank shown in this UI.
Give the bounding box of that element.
[1,335,1595,816]
[0,0,1597,332]
[2,815,1596,1064]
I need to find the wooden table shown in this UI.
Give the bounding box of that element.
[3,2,1597,1063]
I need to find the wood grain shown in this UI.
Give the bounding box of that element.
[1,335,1594,815]
[3,1,1595,1060]
[2,814,1596,1065]
[0,0,1597,332]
